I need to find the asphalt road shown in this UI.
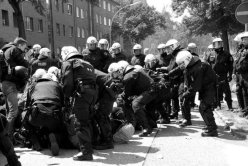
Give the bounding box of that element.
[1,107,248,166]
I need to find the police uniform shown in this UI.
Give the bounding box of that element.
[235,48,248,116]
[112,52,127,63]
[183,57,218,136]
[166,48,184,119]
[131,54,146,67]
[82,47,110,72]
[61,55,97,160]
[92,69,115,149]
[31,54,53,74]
[207,48,233,109]
[233,48,245,110]
[122,66,159,136]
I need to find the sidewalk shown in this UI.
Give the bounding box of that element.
[213,93,248,140]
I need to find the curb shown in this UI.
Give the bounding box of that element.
[214,110,248,140]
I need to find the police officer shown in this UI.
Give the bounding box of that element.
[29,44,41,64]
[176,50,218,137]
[98,38,109,51]
[233,33,245,112]
[157,43,171,67]
[131,44,146,67]
[31,48,53,75]
[1,37,29,137]
[111,61,157,137]
[82,36,110,72]
[61,46,97,161]
[235,32,248,117]
[208,38,233,110]
[187,43,199,57]
[163,39,184,119]
[187,43,199,108]
[92,69,116,150]
[111,42,127,62]
[0,113,21,166]
[25,73,64,156]
[144,54,171,124]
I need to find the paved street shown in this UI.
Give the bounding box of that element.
[1,107,248,166]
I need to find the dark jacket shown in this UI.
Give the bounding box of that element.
[122,66,153,99]
[184,57,216,105]
[235,48,248,82]
[82,47,110,72]
[210,49,233,78]
[112,52,127,63]
[31,54,53,74]
[26,78,64,109]
[61,55,96,98]
[131,54,146,67]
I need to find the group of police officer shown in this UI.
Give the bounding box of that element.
[1,31,248,165]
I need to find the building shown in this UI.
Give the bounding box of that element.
[0,0,120,55]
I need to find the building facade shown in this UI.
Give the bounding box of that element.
[0,0,119,55]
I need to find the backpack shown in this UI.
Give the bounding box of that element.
[0,52,8,82]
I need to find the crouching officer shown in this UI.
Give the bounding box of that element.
[0,113,21,166]
[176,51,218,137]
[61,46,97,161]
[25,73,64,156]
[111,61,155,137]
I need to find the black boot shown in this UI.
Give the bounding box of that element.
[49,133,59,156]
[73,144,93,161]
[156,118,170,124]
[139,128,152,137]
[201,130,218,137]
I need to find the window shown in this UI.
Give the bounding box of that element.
[67,4,73,15]
[63,25,66,36]
[78,47,81,53]
[104,17,106,25]
[2,10,9,26]
[25,16,33,31]
[103,1,106,9]
[99,15,102,24]
[69,26,73,37]
[56,23,60,35]
[77,27,80,37]
[97,31,99,39]
[55,0,59,11]
[81,28,85,38]
[38,19,43,32]
[100,31,103,38]
[109,19,111,26]
[96,14,98,23]
[108,3,111,11]
[62,1,65,13]
[76,7,79,17]
[99,0,102,7]
[80,9,84,18]
[13,12,18,28]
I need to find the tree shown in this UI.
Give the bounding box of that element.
[172,0,244,51]
[112,1,166,43]
[5,0,47,39]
